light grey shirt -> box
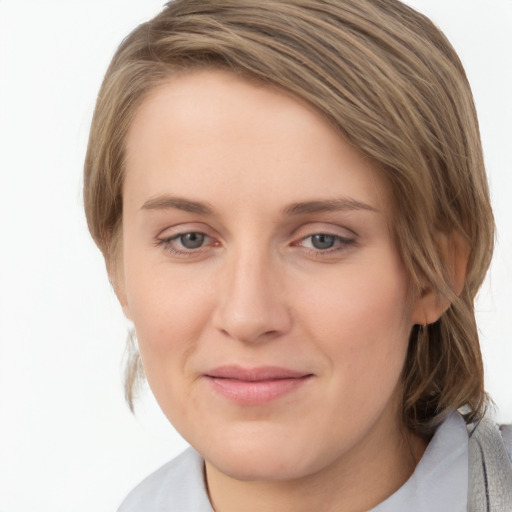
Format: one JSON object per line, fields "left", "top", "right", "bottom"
{"left": 118, "top": 411, "right": 468, "bottom": 512}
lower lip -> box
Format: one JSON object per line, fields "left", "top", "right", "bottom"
{"left": 206, "top": 376, "right": 312, "bottom": 405}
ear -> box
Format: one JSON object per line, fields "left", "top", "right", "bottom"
{"left": 411, "top": 231, "right": 469, "bottom": 325}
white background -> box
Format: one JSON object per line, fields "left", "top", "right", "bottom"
{"left": 0, "top": 1, "right": 511, "bottom": 511}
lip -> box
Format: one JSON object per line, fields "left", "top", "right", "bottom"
{"left": 204, "top": 365, "right": 313, "bottom": 405}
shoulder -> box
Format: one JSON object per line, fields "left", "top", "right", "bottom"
{"left": 468, "top": 416, "right": 512, "bottom": 467}
{"left": 117, "top": 447, "right": 213, "bottom": 512}
{"left": 499, "top": 424, "right": 512, "bottom": 464}
{"left": 467, "top": 417, "right": 512, "bottom": 512}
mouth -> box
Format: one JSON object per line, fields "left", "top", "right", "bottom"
{"left": 204, "top": 365, "right": 314, "bottom": 405}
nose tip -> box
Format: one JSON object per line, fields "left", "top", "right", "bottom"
{"left": 217, "top": 312, "right": 283, "bottom": 344}
{"left": 212, "top": 257, "right": 292, "bottom": 344}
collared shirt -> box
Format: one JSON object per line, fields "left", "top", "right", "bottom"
{"left": 371, "top": 411, "right": 468, "bottom": 512}
{"left": 118, "top": 411, "right": 468, "bottom": 512}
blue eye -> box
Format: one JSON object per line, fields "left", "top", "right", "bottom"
{"left": 157, "top": 231, "right": 212, "bottom": 255}
{"left": 297, "top": 232, "right": 356, "bottom": 255}
{"left": 176, "top": 232, "right": 205, "bottom": 249}
{"left": 310, "top": 234, "right": 336, "bottom": 250}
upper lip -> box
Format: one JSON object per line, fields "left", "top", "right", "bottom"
{"left": 205, "top": 365, "right": 312, "bottom": 381}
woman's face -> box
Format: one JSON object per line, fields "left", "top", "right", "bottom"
{"left": 121, "top": 70, "right": 424, "bottom": 481}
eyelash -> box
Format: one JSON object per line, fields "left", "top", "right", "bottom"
{"left": 156, "top": 231, "right": 356, "bottom": 257}
{"left": 156, "top": 232, "right": 216, "bottom": 256}
{"left": 294, "top": 234, "right": 356, "bottom": 257}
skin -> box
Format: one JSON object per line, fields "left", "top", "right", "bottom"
{"left": 119, "top": 70, "right": 434, "bottom": 512}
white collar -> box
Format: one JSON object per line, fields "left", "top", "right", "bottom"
{"left": 371, "top": 411, "right": 468, "bottom": 512}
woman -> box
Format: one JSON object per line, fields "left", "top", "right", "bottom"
{"left": 83, "top": 0, "right": 512, "bottom": 510}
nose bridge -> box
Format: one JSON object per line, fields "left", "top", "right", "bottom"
{"left": 213, "top": 242, "right": 290, "bottom": 343}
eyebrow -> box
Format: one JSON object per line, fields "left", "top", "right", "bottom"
{"left": 140, "top": 195, "right": 378, "bottom": 216}
{"left": 141, "top": 195, "right": 214, "bottom": 215}
{"left": 282, "top": 198, "right": 378, "bottom": 216}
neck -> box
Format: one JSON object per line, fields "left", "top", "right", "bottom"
{"left": 205, "top": 420, "right": 427, "bottom": 512}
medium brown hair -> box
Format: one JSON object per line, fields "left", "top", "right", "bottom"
{"left": 84, "top": 0, "right": 494, "bottom": 434}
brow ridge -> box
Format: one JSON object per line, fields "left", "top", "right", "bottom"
{"left": 283, "top": 198, "right": 378, "bottom": 216}
{"left": 140, "top": 195, "right": 377, "bottom": 216}
{"left": 141, "top": 195, "right": 214, "bottom": 215}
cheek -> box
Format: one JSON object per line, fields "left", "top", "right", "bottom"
{"left": 125, "top": 275, "right": 215, "bottom": 427}
{"left": 300, "top": 257, "right": 411, "bottom": 401}
{"left": 122, "top": 252, "right": 215, "bottom": 390}
{"left": 304, "top": 258, "right": 410, "bottom": 334}
{"left": 129, "top": 284, "right": 212, "bottom": 345}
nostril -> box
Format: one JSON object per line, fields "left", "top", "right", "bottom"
{"left": 217, "top": 324, "right": 281, "bottom": 344}
{"left": 211, "top": 265, "right": 293, "bottom": 343}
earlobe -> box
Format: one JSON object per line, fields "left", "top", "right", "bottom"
{"left": 439, "top": 231, "right": 469, "bottom": 297}
{"left": 411, "top": 287, "right": 447, "bottom": 327}
{"left": 411, "top": 231, "right": 469, "bottom": 326}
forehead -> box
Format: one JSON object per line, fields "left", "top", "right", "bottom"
{"left": 123, "top": 69, "right": 392, "bottom": 217}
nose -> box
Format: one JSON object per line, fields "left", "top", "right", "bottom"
{"left": 211, "top": 250, "right": 292, "bottom": 344}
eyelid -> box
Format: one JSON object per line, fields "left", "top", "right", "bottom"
{"left": 289, "top": 223, "right": 359, "bottom": 256}
{"left": 155, "top": 221, "right": 214, "bottom": 239}
{"left": 291, "top": 234, "right": 357, "bottom": 260}
{"left": 291, "top": 222, "right": 358, "bottom": 240}
{"left": 154, "top": 222, "right": 358, "bottom": 257}
{"left": 294, "top": 233, "right": 355, "bottom": 247}
{"left": 156, "top": 233, "right": 218, "bottom": 258}
{"left": 154, "top": 222, "right": 221, "bottom": 258}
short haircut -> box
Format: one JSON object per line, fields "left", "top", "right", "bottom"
{"left": 84, "top": 0, "right": 494, "bottom": 434}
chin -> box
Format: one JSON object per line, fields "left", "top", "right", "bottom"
{"left": 199, "top": 428, "right": 332, "bottom": 482}
{"left": 210, "top": 451, "right": 312, "bottom": 482}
